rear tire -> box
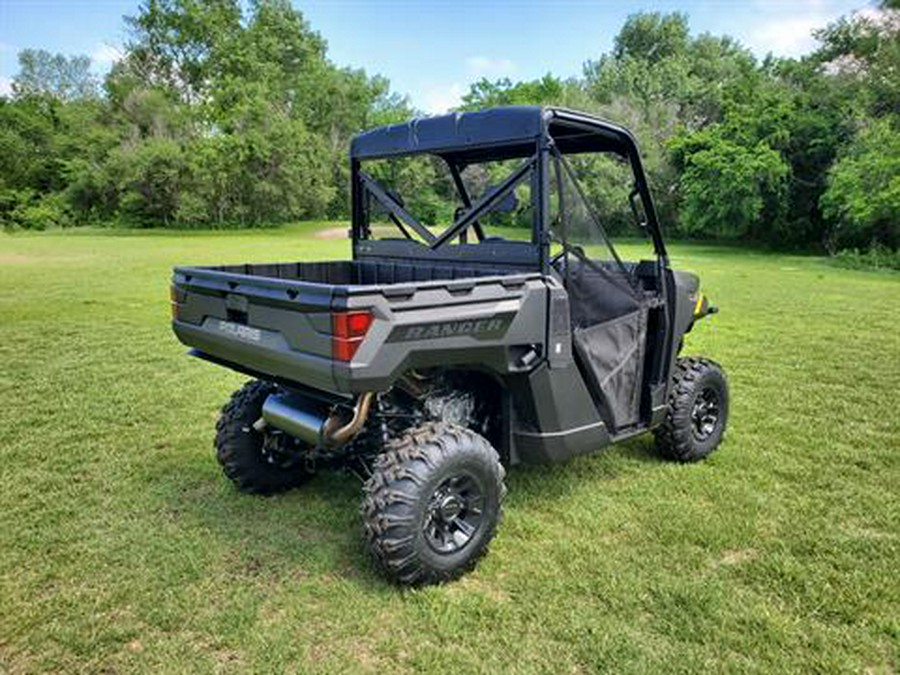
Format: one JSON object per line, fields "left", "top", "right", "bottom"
{"left": 215, "top": 380, "right": 313, "bottom": 494}
{"left": 654, "top": 357, "right": 729, "bottom": 462}
{"left": 361, "top": 423, "right": 506, "bottom": 586}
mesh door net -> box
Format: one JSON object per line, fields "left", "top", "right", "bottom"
{"left": 551, "top": 150, "right": 647, "bottom": 430}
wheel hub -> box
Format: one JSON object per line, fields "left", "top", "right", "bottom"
{"left": 260, "top": 431, "right": 304, "bottom": 469}
{"left": 423, "top": 473, "right": 484, "bottom": 554}
{"left": 438, "top": 494, "right": 463, "bottom": 522}
{"left": 691, "top": 386, "right": 720, "bottom": 441}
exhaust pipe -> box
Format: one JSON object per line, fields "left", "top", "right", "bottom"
{"left": 260, "top": 391, "right": 374, "bottom": 448}
{"left": 261, "top": 393, "right": 329, "bottom": 446}
{"left": 322, "top": 392, "right": 374, "bottom": 446}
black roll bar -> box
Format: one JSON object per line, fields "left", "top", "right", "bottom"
{"left": 430, "top": 154, "right": 536, "bottom": 249}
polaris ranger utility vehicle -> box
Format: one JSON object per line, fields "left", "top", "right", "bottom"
{"left": 171, "top": 106, "right": 728, "bottom": 585}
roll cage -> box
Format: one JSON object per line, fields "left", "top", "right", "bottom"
{"left": 349, "top": 106, "right": 668, "bottom": 273}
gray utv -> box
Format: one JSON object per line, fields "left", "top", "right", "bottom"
{"left": 171, "top": 106, "right": 728, "bottom": 585}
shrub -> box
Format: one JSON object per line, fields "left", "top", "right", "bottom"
{"left": 1, "top": 190, "right": 71, "bottom": 230}
{"left": 821, "top": 118, "right": 900, "bottom": 251}
{"left": 833, "top": 244, "right": 900, "bottom": 271}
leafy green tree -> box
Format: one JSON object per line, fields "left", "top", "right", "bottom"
{"left": 0, "top": 89, "right": 112, "bottom": 227}
{"left": 670, "top": 129, "right": 789, "bottom": 240}
{"left": 12, "top": 49, "right": 99, "bottom": 101}
{"left": 59, "top": 100, "right": 122, "bottom": 221}
{"left": 584, "top": 12, "right": 759, "bottom": 127}
{"left": 0, "top": 0, "right": 895, "bottom": 254}
{"left": 459, "top": 75, "right": 565, "bottom": 109}
{"left": 813, "top": 3, "right": 900, "bottom": 117}
{"left": 123, "top": 0, "right": 242, "bottom": 105}
{"left": 758, "top": 59, "right": 854, "bottom": 246}
{"left": 113, "top": 138, "right": 186, "bottom": 226}
{"left": 613, "top": 12, "right": 690, "bottom": 63}
{"left": 809, "top": 2, "right": 899, "bottom": 249}
{"left": 581, "top": 13, "right": 765, "bottom": 237}
{"left": 105, "top": 0, "right": 407, "bottom": 224}
{"left": 0, "top": 97, "right": 60, "bottom": 193}
{"left": 821, "top": 117, "right": 900, "bottom": 250}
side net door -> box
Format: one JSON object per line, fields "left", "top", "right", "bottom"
{"left": 550, "top": 149, "right": 650, "bottom": 432}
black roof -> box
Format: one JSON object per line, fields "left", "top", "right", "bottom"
{"left": 350, "top": 106, "right": 638, "bottom": 163}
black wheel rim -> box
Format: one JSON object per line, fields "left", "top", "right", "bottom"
{"left": 691, "top": 386, "right": 720, "bottom": 442}
{"left": 423, "top": 472, "right": 484, "bottom": 554}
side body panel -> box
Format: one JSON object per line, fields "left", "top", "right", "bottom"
{"left": 333, "top": 275, "right": 549, "bottom": 392}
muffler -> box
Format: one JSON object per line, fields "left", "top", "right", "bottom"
{"left": 260, "top": 391, "right": 374, "bottom": 448}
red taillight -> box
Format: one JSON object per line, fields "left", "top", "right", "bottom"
{"left": 170, "top": 284, "right": 183, "bottom": 320}
{"left": 346, "top": 311, "right": 374, "bottom": 336}
{"left": 332, "top": 310, "right": 373, "bottom": 361}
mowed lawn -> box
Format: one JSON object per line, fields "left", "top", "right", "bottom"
{"left": 1, "top": 224, "right": 898, "bottom": 674}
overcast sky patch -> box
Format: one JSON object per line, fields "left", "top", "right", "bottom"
{"left": 91, "top": 43, "right": 122, "bottom": 69}
{"left": 422, "top": 82, "right": 465, "bottom": 115}
{"left": 465, "top": 56, "right": 517, "bottom": 79}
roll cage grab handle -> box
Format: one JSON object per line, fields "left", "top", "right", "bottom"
{"left": 354, "top": 137, "right": 668, "bottom": 265}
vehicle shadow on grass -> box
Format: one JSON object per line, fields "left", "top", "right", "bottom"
{"left": 155, "top": 459, "right": 391, "bottom": 589}
{"left": 156, "top": 432, "right": 663, "bottom": 590}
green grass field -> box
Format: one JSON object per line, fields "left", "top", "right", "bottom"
{"left": 1, "top": 224, "right": 898, "bottom": 673}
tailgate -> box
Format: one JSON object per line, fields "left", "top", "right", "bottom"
{"left": 170, "top": 266, "right": 338, "bottom": 391}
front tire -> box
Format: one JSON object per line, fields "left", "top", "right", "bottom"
{"left": 654, "top": 357, "right": 729, "bottom": 462}
{"left": 215, "top": 380, "right": 313, "bottom": 494}
{"left": 361, "top": 423, "right": 506, "bottom": 586}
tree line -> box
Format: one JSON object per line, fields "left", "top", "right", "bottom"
{"left": 1, "top": 0, "right": 897, "bottom": 256}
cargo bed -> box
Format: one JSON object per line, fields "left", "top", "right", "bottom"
{"left": 198, "top": 259, "right": 521, "bottom": 285}
{"left": 171, "top": 259, "right": 548, "bottom": 395}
